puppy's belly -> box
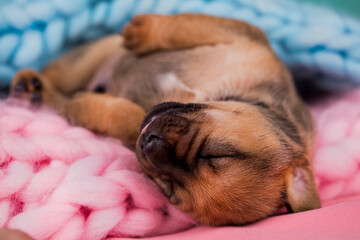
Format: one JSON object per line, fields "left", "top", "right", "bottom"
{"left": 88, "top": 46, "right": 206, "bottom": 110}
{"left": 88, "top": 40, "right": 281, "bottom": 112}
{"left": 87, "top": 49, "right": 127, "bottom": 92}
{"left": 93, "top": 44, "right": 229, "bottom": 108}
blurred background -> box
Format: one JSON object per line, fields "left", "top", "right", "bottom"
{"left": 297, "top": 0, "right": 360, "bottom": 18}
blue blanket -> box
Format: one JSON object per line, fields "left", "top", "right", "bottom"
{"left": 1, "top": 0, "right": 360, "bottom": 91}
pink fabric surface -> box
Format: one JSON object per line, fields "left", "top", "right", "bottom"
{"left": 0, "top": 100, "right": 194, "bottom": 240}
{"left": 115, "top": 195, "right": 360, "bottom": 240}
{"left": 2, "top": 89, "right": 360, "bottom": 240}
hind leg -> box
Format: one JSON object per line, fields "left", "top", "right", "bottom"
{"left": 9, "top": 35, "right": 144, "bottom": 146}
{"left": 10, "top": 70, "right": 145, "bottom": 147}
{"left": 42, "top": 35, "right": 123, "bottom": 96}
{"left": 10, "top": 68, "right": 67, "bottom": 110}
{"left": 122, "top": 13, "right": 268, "bottom": 55}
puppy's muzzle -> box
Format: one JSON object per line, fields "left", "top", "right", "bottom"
{"left": 137, "top": 102, "right": 206, "bottom": 175}
{"left": 139, "top": 113, "right": 192, "bottom": 172}
{"left": 140, "top": 131, "right": 169, "bottom": 166}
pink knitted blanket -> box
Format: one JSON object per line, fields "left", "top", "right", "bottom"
{"left": 311, "top": 90, "right": 360, "bottom": 201}
{"left": 0, "top": 101, "right": 194, "bottom": 239}
{"left": 1, "top": 89, "right": 360, "bottom": 240}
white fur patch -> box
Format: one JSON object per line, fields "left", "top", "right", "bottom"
{"left": 158, "top": 73, "right": 193, "bottom": 93}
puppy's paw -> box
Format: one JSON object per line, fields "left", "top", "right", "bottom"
{"left": 10, "top": 69, "right": 47, "bottom": 106}
{"left": 10, "top": 69, "right": 66, "bottom": 110}
{"left": 122, "top": 14, "right": 161, "bottom": 55}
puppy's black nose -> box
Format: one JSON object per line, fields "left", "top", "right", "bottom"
{"left": 141, "top": 133, "right": 162, "bottom": 155}
{"left": 138, "top": 114, "right": 196, "bottom": 172}
{"left": 139, "top": 131, "right": 173, "bottom": 168}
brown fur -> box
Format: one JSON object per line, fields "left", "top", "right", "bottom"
{"left": 10, "top": 13, "right": 320, "bottom": 226}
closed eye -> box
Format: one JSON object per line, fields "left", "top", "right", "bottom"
{"left": 198, "top": 155, "right": 232, "bottom": 173}
{"left": 195, "top": 139, "right": 251, "bottom": 172}
{"left": 200, "top": 154, "right": 240, "bottom": 160}
{"left": 199, "top": 147, "right": 251, "bottom": 161}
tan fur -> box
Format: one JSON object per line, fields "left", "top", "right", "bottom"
{"left": 10, "top": 13, "right": 320, "bottom": 226}
{"left": 42, "top": 36, "right": 123, "bottom": 95}
{"left": 64, "top": 93, "right": 145, "bottom": 148}
{"left": 0, "top": 228, "right": 34, "bottom": 240}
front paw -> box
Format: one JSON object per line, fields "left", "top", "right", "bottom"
{"left": 10, "top": 69, "right": 66, "bottom": 110}
{"left": 122, "top": 14, "right": 161, "bottom": 55}
{"left": 10, "top": 69, "right": 47, "bottom": 106}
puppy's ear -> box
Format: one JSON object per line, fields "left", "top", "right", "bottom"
{"left": 285, "top": 163, "right": 321, "bottom": 213}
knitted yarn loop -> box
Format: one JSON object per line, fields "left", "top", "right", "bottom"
{"left": 0, "top": 101, "right": 194, "bottom": 240}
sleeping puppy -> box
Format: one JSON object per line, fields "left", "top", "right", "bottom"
{"left": 10, "top": 13, "right": 320, "bottom": 226}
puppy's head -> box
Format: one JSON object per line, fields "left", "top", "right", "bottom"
{"left": 136, "top": 101, "right": 320, "bottom": 226}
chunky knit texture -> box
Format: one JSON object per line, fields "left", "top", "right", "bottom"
{"left": 0, "top": 100, "right": 194, "bottom": 240}
{"left": 312, "top": 90, "right": 360, "bottom": 201}
{"left": 0, "top": 0, "right": 360, "bottom": 90}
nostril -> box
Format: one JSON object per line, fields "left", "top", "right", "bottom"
{"left": 145, "top": 133, "right": 160, "bottom": 144}
{"left": 141, "top": 133, "right": 163, "bottom": 155}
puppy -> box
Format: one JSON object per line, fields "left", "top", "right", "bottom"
{"left": 10, "top": 14, "right": 320, "bottom": 226}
